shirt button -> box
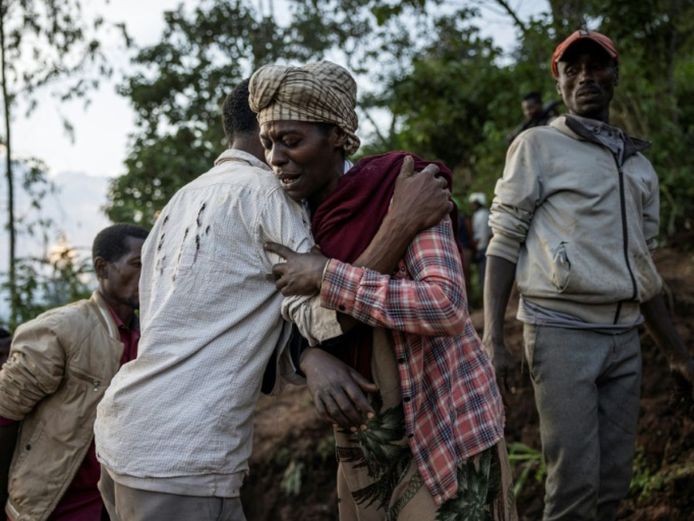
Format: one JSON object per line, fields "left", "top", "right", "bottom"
{"left": 398, "top": 358, "right": 406, "bottom": 364}
{"left": 338, "top": 304, "right": 346, "bottom": 311}
{"left": 403, "top": 396, "right": 411, "bottom": 403}
{"left": 407, "top": 432, "right": 414, "bottom": 439}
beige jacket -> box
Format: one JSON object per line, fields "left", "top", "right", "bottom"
{"left": 488, "top": 116, "right": 662, "bottom": 325}
{"left": 0, "top": 292, "right": 123, "bottom": 521}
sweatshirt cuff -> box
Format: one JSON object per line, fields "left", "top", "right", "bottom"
{"left": 486, "top": 234, "right": 522, "bottom": 263}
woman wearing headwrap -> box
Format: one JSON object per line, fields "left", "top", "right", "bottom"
{"left": 251, "top": 61, "right": 516, "bottom": 521}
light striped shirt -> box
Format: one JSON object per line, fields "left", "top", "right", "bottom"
{"left": 94, "top": 149, "right": 317, "bottom": 497}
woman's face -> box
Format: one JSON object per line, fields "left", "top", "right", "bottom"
{"left": 259, "top": 120, "right": 345, "bottom": 209}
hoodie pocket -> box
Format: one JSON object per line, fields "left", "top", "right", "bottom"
{"left": 550, "top": 242, "right": 571, "bottom": 292}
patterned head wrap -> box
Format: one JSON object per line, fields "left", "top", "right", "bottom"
{"left": 248, "top": 61, "right": 361, "bottom": 155}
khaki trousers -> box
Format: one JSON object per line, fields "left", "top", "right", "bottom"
{"left": 98, "top": 467, "right": 247, "bottom": 521}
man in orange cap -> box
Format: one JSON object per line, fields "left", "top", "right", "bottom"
{"left": 484, "top": 29, "right": 693, "bottom": 520}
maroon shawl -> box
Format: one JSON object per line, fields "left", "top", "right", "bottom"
{"left": 312, "top": 151, "right": 455, "bottom": 377}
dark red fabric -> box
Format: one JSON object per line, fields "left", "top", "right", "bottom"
{"left": 312, "top": 151, "right": 454, "bottom": 377}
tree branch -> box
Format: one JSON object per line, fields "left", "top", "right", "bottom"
{"left": 493, "top": 0, "right": 528, "bottom": 35}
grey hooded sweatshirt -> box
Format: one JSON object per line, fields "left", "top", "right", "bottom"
{"left": 488, "top": 115, "right": 662, "bottom": 326}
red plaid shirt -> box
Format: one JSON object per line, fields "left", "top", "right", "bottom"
{"left": 320, "top": 218, "right": 505, "bottom": 504}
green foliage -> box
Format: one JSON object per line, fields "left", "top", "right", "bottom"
{"left": 107, "top": 0, "right": 694, "bottom": 240}
{"left": 507, "top": 442, "right": 546, "bottom": 499}
{"left": 350, "top": 397, "right": 410, "bottom": 510}
{"left": 316, "top": 432, "right": 336, "bottom": 462}
{"left": 435, "top": 448, "right": 499, "bottom": 521}
{"left": 105, "top": 0, "right": 346, "bottom": 225}
{"left": 629, "top": 447, "right": 665, "bottom": 501}
{"left": 628, "top": 446, "right": 694, "bottom": 503}
{"left": 280, "top": 459, "right": 305, "bottom": 496}
{"left": 0, "top": 0, "right": 111, "bottom": 111}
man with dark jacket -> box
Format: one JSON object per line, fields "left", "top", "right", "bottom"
{"left": 484, "top": 30, "right": 693, "bottom": 521}
{"left": 506, "top": 91, "right": 560, "bottom": 144}
{"left": 0, "top": 224, "right": 148, "bottom": 521}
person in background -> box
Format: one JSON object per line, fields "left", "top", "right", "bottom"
{"left": 469, "top": 192, "right": 492, "bottom": 290}
{"left": 0, "top": 223, "right": 148, "bottom": 521}
{"left": 485, "top": 30, "right": 694, "bottom": 521}
{"left": 507, "top": 91, "right": 560, "bottom": 144}
{"left": 457, "top": 210, "right": 474, "bottom": 296}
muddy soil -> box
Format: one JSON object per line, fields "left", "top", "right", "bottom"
{"left": 241, "top": 248, "right": 694, "bottom": 520}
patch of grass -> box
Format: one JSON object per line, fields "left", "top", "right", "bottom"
{"left": 281, "top": 460, "right": 305, "bottom": 496}
{"left": 273, "top": 446, "right": 291, "bottom": 467}
{"left": 507, "top": 442, "right": 546, "bottom": 498}
{"left": 629, "top": 448, "right": 665, "bottom": 501}
{"left": 628, "top": 447, "right": 694, "bottom": 503}
{"left": 316, "top": 432, "right": 335, "bottom": 463}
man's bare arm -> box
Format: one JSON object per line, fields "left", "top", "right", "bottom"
{"left": 641, "top": 293, "right": 693, "bottom": 391}
{"left": 482, "top": 255, "right": 516, "bottom": 390}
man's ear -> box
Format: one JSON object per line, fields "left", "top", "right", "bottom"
{"left": 94, "top": 257, "right": 108, "bottom": 280}
{"left": 555, "top": 80, "right": 562, "bottom": 96}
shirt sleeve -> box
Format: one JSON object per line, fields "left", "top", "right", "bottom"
{"left": 281, "top": 295, "right": 344, "bottom": 346}
{"left": 0, "top": 319, "right": 66, "bottom": 421}
{"left": 319, "top": 218, "right": 467, "bottom": 337}
{"left": 487, "top": 132, "right": 544, "bottom": 263}
{"left": 257, "top": 187, "right": 314, "bottom": 269}
{"left": 256, "top": 187, "right": 344, "bottom": 348}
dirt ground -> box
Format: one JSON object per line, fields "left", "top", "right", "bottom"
{"left": 241, "top": 248, "right": 694, "bottom": 520}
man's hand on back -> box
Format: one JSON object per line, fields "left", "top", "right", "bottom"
{"left": 389, "top": 155, "right": 453, "bottom": 235}
{"left": 265, "top": 243, "right": 328, "bottom": 296}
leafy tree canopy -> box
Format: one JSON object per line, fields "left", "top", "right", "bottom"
{"left": 106, "top": 0, "right": 694, "bottom": 239}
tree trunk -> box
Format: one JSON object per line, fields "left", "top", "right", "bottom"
{"left": 0, "top": 1, "right": 16, "bottom": 328}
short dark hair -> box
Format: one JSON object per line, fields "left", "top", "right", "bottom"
{"left": 222, "top": 78, "right": 258, "bottom": 141}
{"left": 92, "top": 224, "right": 149, "bottom": 264}
{"left": 523, "top": 91, "right": 542, "bottom": 103}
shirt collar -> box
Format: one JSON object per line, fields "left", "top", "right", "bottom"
{"left": 107, "top": 306, "right": 139, "bottom": 332}
{"left": 558, "top": 114, "right": 650, "bottom": 164}
{"left": 214, "top": 148, "right": 271, "bottom": 171}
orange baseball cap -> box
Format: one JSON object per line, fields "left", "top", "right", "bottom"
{"left": 551, "top": 30, "right": 618, "bottom": 78}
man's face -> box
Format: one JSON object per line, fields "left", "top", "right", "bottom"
{"left": 556, "top": 40, "right": 617, "bottom": 120}
{"left": 259, "top": 120, "right": 345, "bottom": 208}
{"left": 522, "top": 99, "right": 542, "bottom": 121}
{"left": 96, "top": 236, "right": 145, "bottom": 310}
